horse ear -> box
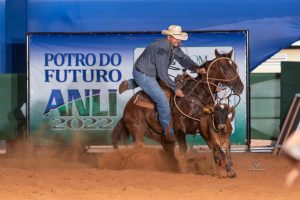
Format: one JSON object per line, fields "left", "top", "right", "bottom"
{"left": 215, "top": 49, "right": 221, "bottom": 57}
{"left": 228, "top": 49, "right": 233, "bottom": 58}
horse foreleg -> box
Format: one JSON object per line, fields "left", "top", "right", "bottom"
{"left": 223, "top": 143, "right": 236, "bottom": 178}
{"left": 214, "top": 142, "right": 236, "bottom": 178}
{"left": 213, "top": 148, "right": 222, "bottom": 166}
{"left": 205, "top": 139, "right": 222, "bottom": 166}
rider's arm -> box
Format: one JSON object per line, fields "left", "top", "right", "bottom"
{"left": 155, "top": 48, "right": 177, "bottom": 92}
{"left": 173, "top": 47, "right": 202, "bottom": 72}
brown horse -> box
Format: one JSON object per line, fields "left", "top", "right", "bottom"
{"left": 112, "top": 49, "right": 244, "bottom": 177}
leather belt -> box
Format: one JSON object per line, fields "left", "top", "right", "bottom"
{"left": 134, "top": 67, "right": 148, "bottom": 76}
{"left": 135, "top": 67, "right": 143, "bottom": 73}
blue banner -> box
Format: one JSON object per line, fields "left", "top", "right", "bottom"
{"left": 28, "top": 31, "right": 248, "bottom": 145}
{"left": 26, "top": 0, "right": 300, "bottom": 71}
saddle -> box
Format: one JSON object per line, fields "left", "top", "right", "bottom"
{"left": 174, "top": 73, "right": 193, "bottom": 89}
{"left": 133, "top": 81, "right": 173, "bottom": 109}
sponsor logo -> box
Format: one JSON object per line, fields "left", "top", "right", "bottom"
{"left": 44, "top": 89, "right": 117, "bottom": 130}
{"left": 41, "top": 52, "right": 121, "bottom": 130}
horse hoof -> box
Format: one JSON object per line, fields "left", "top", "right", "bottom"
{"left": 134, "top": 143, "right": 144, "bottom": 149}
{"left": 214, "top": 158, "right": 222, "bottom": 166}
{"left": 228, "top": 171, "right": 237, "bottom": 178}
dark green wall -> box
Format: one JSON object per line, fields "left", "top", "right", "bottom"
{"left": 281, "top": 62, "right": 300, "bottom": 127}
{"left": 0, "top": 74, "right": 26, "bottom": 140}
{"left": 250, "top": 73, "right": 281, "bottom": 140}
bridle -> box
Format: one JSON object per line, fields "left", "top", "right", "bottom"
{"left": 205, "top": 57, "right": 239, "bottom": 101}
{"left": 174, "top": 57, "right": 240, "bottom": 121}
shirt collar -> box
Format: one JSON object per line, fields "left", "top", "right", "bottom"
{"left": 161, "top": 39, "right": 172, "bottom": 51}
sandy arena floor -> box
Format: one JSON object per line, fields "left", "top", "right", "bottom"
{"left": 0, "top": 145, "right": 299, "bottom": 200}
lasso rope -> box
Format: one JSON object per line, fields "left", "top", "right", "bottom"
{"left": 173, "top": 95, "right": 201, "bottom": 121}
{"left": 173, "top": 57, "right": 239, "bottom": 121}
{"left": 205, "top": 57, "right": 239, "bottom": 101}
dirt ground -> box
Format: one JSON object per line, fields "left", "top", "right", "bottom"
{"left": 0, "top": 145, "right": 299, "bottom": 200}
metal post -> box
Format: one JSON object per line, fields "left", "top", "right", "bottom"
{"left": 0, "top": 140, "right": 6, "bottom": 154}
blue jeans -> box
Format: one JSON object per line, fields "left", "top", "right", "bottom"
{"left": 133, "top": 69, "right": 172, "bottom": 134}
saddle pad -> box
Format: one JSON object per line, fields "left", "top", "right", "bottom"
{"left": 134, "top": 90, "right": 172, "bottom": 109}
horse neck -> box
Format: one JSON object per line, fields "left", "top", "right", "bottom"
{"left": 183, "top": 78, "right": 216, "bottom": 106}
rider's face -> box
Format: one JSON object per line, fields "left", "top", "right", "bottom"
{"left": 167, "top": 36, "right": 182, "bottom": 48}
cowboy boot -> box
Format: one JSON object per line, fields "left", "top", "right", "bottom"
{"left": 119, "top": 80, "right": 129, "bottom": 94}
{"left": 164, "top": 126, "right": 177, "bottom": 143}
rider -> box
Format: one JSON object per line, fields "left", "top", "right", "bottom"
{"left": 119, "top": 25, "right": 206, "bottom": 143}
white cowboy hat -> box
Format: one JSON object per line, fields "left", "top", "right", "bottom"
{"left": 161, "top": 25, "right": 188, "bottom": 41}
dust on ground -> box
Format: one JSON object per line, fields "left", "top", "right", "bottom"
{"left": 0, "top": 144, "right": 299, "bottom": 200}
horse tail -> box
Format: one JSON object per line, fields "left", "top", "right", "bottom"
{"left": 111, "top": 118, "right": 129, "bottom": 149}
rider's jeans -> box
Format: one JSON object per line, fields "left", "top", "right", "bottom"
{"left": 133, "top": 68, "right": 172, "bottom": 134}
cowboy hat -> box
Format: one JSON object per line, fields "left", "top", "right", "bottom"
{"left": 161, "top": 25, "right": 188, "bottom": 41}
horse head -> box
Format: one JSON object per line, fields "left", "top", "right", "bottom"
{"left": 204, "top": 49, "right": 244, "bottom": 95}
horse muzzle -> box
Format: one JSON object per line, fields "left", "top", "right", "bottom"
{"left": 218, "top": 124, "right": 226, "bottom": 132}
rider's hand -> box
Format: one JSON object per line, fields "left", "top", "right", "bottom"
{"left": 197, "top": 67, "right": 206, "bottom": 74}
{"left": 175, "top": 89, "right": 185, "bottom": 97}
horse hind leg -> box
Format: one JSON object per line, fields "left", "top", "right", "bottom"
{"left": 144, "top": 128, "right": 163, "bottom": 144}
{"left": 143, "top": 128, "right": 180, "bottom": 172}
{"left": 111, "top": 118, "right": 129, "bottom": 149}
{"left": 132, "top": 126, "right": 164, "bottom": 148}
{"left": 123, "top": 115, "right": 148, "bottom": 148}
{"left": 132, "top": 130, "right": 145, "bottom": 149}
{"left": 162, "top": 142, "right": 180, "bottom": 172}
